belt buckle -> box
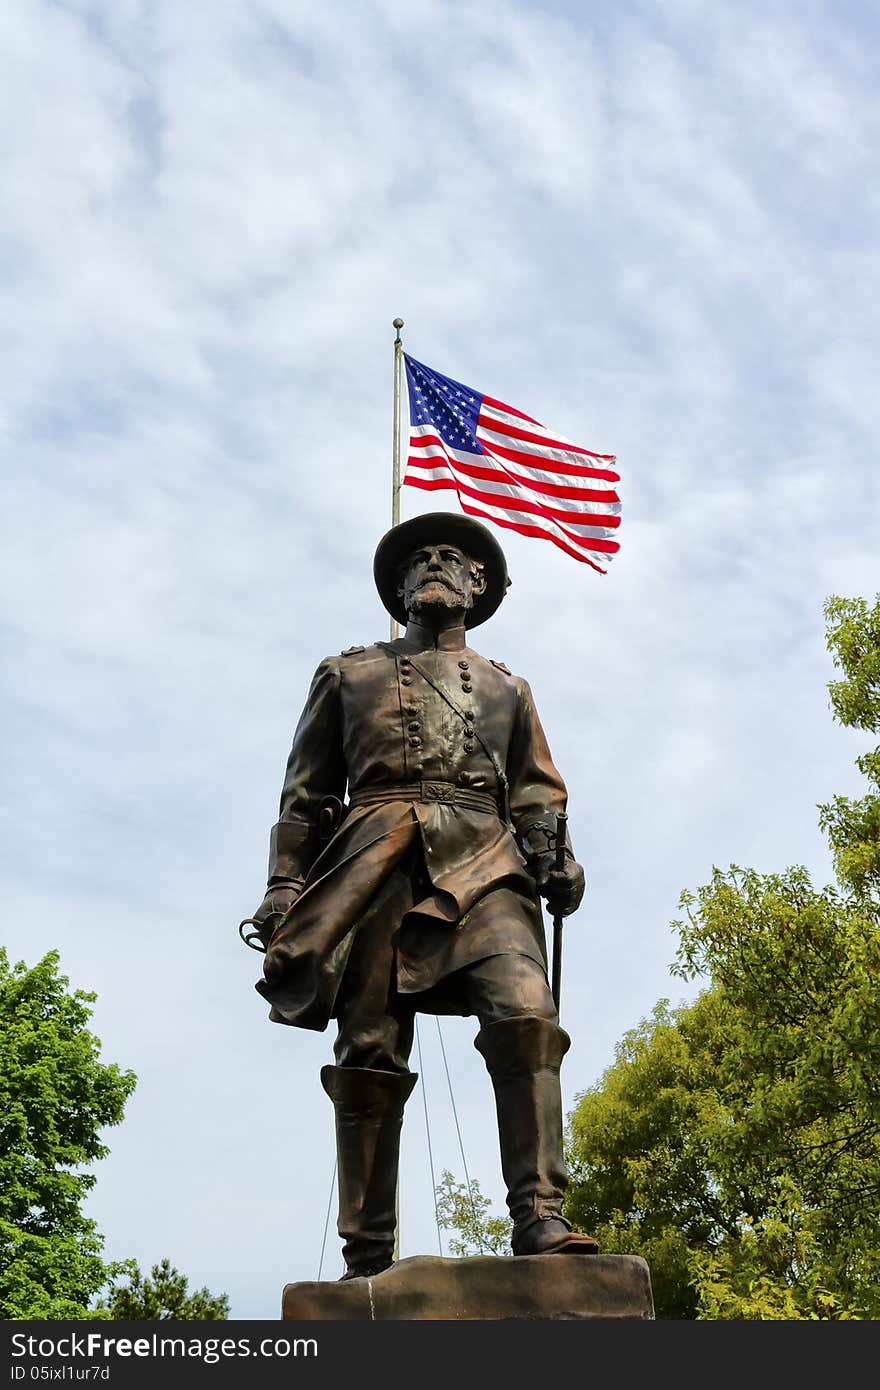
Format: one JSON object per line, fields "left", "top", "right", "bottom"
{"left": 421, "top": 780, "right": 455, "bottom": 804}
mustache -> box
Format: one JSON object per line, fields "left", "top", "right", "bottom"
{"left": 415, "top": 576, "right": 463, "bottom": 594}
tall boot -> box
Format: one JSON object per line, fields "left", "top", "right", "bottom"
{"left": 320, "top": 1065, "right": 417, "bottom": 1280}
{"left": 475, "top": 1016, "right": 599, "bottom": 1256}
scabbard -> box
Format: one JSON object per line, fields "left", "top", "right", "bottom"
{"left": 551, "top": 914, "right": 563, "bottom": 1013}
{"left": 550, "top": 812, "right": 567, "bottom": 1017}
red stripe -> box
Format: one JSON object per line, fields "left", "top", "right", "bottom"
{"left": 403, "top": 476, "right": 620, "bottom": 554}
{"left": 456, "top": 503, "right": 611, "bottom": 573}
{"left": 409, "top": 432, "right": 447, "bottom": 451}
{"left": 406, "top": 462, "right": 620, "bottom": 534}
{"left": 481, "top": 394, "right": 542, "bottom": 426}
{"left": 405, "top": 477, "right": 458, "bottom": 493}
{"left": 407, "top": 464, "right": 620, "bottom": 530}
{"left": 406, "top": 451, "right": 620, "bottom": 505}
{"left": 410, "top": 430, "right": 619, "bottom": 484}
{"left": 409, "top": 425, "right": 618, "bottom": 483}
{"left": 450, "top": 478, "right": 622, "bottom": 544}
{"left": 478, "top": 410, "right": 614, "bottom": 460}
{"left": 405, "top": 458, "right": 462, "bottom": 473}
{"left": 478, "top": 436, "right": 619, "bottom": 483}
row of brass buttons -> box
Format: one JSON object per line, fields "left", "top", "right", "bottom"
{"left": 398, "top": 655, "right": 477, "bottom": 766}
{"left": 458, "top": 662, "right": 474, "bottom": 745}
{"left": 400, "top": 660, "right": 421, "bottom": 749}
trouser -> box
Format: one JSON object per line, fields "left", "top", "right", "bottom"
{"left": 324, "top": 927, "right": 596, "bottom": 1275}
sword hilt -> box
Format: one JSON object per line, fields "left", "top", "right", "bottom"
{"left": 238, "top": 917, "right": 268, "bottom": 953}
{"left": 554, "top": 812, "right": 568, "bottom": 871}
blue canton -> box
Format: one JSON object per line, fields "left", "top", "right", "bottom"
{"left": 404, "top": 354, "right": 484, "bottom": 455}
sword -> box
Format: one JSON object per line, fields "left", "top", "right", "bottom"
{"left": 550, "top": 812, "right": 567, "bottom": 1018}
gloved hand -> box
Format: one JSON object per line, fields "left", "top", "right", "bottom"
{"left": 531, "top": 855, "right": 585, "bottom": 917}
{"left": 249, "top": 881, "right": 301, "bottom": 949}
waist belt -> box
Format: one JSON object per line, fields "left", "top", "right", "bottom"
{"left": 349, "top": 781, "right": 501, "bottom": 815}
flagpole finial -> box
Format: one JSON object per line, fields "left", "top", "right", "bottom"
{"left": 393, "top": 317, "right": 404, "bottom": 344}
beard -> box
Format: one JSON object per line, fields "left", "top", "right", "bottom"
{"left": 407, "top": 578, "right": 468, "bottom": 616}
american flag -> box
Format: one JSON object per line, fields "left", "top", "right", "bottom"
{"left": 402, "top": 354, "right": 620, "bottom": 572}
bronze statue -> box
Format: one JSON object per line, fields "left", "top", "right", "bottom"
{"left": 246, "top": 511, "right": 598, "bottom": 1279}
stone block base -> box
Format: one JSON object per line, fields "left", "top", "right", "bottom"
{"left": 282, "top": 1253, "right": 654, "bottom": 1320}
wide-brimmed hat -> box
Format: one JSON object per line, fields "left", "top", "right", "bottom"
{"left": 373, "top": 511, "right": 510, "bottom": 629}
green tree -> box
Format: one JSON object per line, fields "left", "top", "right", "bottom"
{"left": 0, "top": 949, "right": 137, "bottom": 1319}
{"left": 434, "top": 1170, "right": 512, "bottom": 1257}
{"left": 819, "top": 594, "right": 880, "bottom": 899}
{"left": 97, "top": 1259, "right": 229, "bottom": 1320}
{"left": 565, "top": 595, "right": 880, "bottom": 1319}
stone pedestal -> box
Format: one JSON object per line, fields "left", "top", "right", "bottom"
{"left": 282, "top": 1253, "right": 654, "bottom": 1320}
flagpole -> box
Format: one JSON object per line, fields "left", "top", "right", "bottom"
{"left": 391, "top": 317, "right": 404, "bottom": 641}
{"left": 390, "top": 317, "right": 404, "bottom": 1262}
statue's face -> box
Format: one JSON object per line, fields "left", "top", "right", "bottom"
{"left": 398, "top": 542, "right": 486, "bottom": 623}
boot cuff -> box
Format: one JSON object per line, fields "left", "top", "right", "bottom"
{"left": 474, "top": 1016, "right": 571, "bottom": 1077}
{"left": 320, "top": 1065, "right": 418, "bottom": 1114}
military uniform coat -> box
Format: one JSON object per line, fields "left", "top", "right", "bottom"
{"left": 256, "top": 622, "right": 571, "bottom": 1030}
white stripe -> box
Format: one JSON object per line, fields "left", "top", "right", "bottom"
{"left": 476, "top": 425, "right": 618, "bottom": 475}
{"left": 404, "top": 462, "right": 452, "bottom": 482}
{"left": 407, "top": 440, "right": 621, "bottom": 517}
{"left": 479, "top": 401, "right": 605, "bottom": 455}
{"left": 460, "top": 494, "right": 617, "bottom": 560}
{"left": 478, "top": 401, "right": 545, "bottom": 431}
{"left": 453, "top": 474, "right": 620, "bottom": 534}
{"left": 410, "top": 430, "right": 619, "bottom": 499}
{"left": 480, "top": 451, "right": 620, "bottom": 500}
{"left": 407, "top": 452, "right": 620, "bottom": 544}
{"left": 411, "top": 419, "right": 616, "bottom": 475}
{"left": 478, "top": 400, "right": 586, "bottom": 447}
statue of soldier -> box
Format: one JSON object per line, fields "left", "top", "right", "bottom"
{"left": 246, "top": 511, "right": 598, "bottom": 1279}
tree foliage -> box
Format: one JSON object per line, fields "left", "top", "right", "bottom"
{"left": 434, "top": 1170, "right": 512, "bottom": 1257}
{"left": 0, "top": 949, "right": 137, "bottom": 1319}
{"left": 819, "top": 594, "right": 880, "bottom": 899}
{"left": 1, "top": 950, "right": 229, "bottom": 1321}
{"left": 97, "top": 1259, "right": 229, "bottom": 1320}
{"left": 565, "top": 594, "right": 880, "bottom": 1319}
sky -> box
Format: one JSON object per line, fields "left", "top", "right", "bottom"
{"left": 2, "top": 0, "right": 878, "bottom": 1321}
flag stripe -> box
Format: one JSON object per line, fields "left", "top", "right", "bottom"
{"left": 440, "top": 475, "right": 621, "bottom": 542}
{"left": 404, "top": 476, "right": 614, "bottom": 559}
{"left": 407, "top": 452, "right": 621, "bottom": 506}
{"left": 457, "top": 499, "right": 612, "bottom": 573}
{"left": 477, "top": 409, "right": 601, "bottom": 458}
{"left": 406, "top": 429, "right": 619, "bottom": 542}
{"left": 405, "top": 478, "right": 617, "bottom": 569}
{"left": 406, "top": 474, "right": 620, "bottom": 555}
{"left": 405, "top": 440, "right": 619, "bottom": 557}
{"left": 406, "top": 447, "right": 622, "bottom": 527}
{"left": 480, "top": 402, "right": 615, "bottom": 461}
{"left": 475, "top": 428, "right": 620, "bottom": 481}
{"left": 481, "top": 393, "right": 542, "bottom": 426}
{"left": 412, "top": 427, "right": 619, "bottom": 487}
{"left": 457, "top": 492, "right": 620, "bottom": 555}
{"left": 409, "top": 431, "right": 621, "bottom": 504}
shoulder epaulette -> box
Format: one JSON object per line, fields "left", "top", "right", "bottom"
{"left": 340, "top": 645, "right": 366, "bottom": 657}
{"left": 490, "top": 659, "right": 512, "bottom": 675}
